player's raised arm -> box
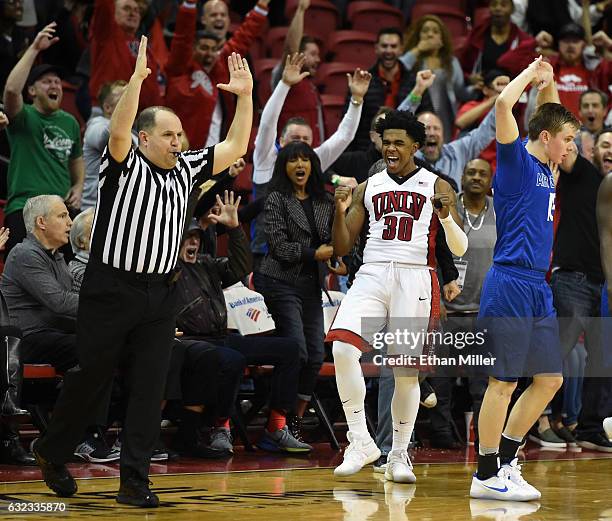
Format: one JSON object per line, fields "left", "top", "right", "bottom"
{"left": 332, "top": 182, "right": 366, "bottom": 256}
{"left": 495, "top": 56, "right": 553, "bottom": 144}
{"left": 109, "top": 35, "right": 150, "bottom": 163}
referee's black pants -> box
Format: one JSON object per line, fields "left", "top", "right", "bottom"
{"left": 36, "top": 261, "right": 178, "bottom": 483}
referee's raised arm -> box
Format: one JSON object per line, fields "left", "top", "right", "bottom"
{"left": 213, "top": 52, "right": 254, "bottom": 175}
{"left": 108, "top": 35, "right": 151, "bottom": 164}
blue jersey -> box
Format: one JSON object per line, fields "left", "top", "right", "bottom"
{"left": 492, "top": 138, "right": 556, "bottom": 272}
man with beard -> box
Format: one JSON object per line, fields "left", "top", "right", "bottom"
{"left": 2, "top": 22, "right": 84, "bottom": 257}
{"left": 166, "top": 0, "right": 270, "bottom": 148}
{"left": 348, "top": 27, "right": 433, "bottom": 151}
{"left": 415, "top": 106, "right": 496, "bottom": 189}
{"left": 576, "top": 90, "right": 608, "bottom": 159}
{"left": 498, "top": 22, "right": 611, "bottom": 118}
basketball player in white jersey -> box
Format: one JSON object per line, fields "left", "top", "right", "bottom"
{"left": 327, "top": 110, "right": 468, "bottom": 482}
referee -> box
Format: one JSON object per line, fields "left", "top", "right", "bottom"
{"left": 33, "top": 36, "right": 254, "bottom": 507}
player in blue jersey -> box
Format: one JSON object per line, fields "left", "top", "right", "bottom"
{"left": 469, "top": 56, "right": 580, "bottom": 502}
{"left": 597, "top": 173, "right": 612, "bottom": 439}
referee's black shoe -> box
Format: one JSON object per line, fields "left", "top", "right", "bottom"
{"left": 32, "top": 440, "right": 77, "bottom": 497}
{"left": 116, "top": 478, "right": 159, "bottom": 508}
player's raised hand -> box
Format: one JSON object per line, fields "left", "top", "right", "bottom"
{"left": 282, "top": 53, "right": 310, "bottom": 86}
{"left": 528, "top": 55, "right": 553, "bottom": 91}
{"left": 134, "top": 35, "right": 151, "bottom": 81}
{"left": 347, "top": 68, "right": 372, "bottom": 102}
{"left": 217, "top": 52, "right": 253, "bottom": 97}
{"left": 431, "top": 193, "right": 454, "bottom": 219}
{"left": 334, "top": 186, "right": 353, "bottom": 213}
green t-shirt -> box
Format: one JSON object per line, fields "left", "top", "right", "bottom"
{"left": 6, "top": 104, "right": 82, "bottom": 215}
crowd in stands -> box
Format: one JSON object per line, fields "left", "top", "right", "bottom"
{"left": 0, "top": 0, "right": 611, "bottom": 467}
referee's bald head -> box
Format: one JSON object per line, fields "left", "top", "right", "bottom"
{"left": 136, "top": 106, "right": 178, "bottom": 133}
{"left": 136, "top": 106, "right": 184, "bottom": 169}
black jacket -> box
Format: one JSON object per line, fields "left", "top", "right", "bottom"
{"left": 258, "top": 191, "right": 334, "bottom": 283}
{"left": 175, "top": 226, "right": 252, "bottom": 338}
{"left": 346, "top": 60, "right": 433, "bottom": 152}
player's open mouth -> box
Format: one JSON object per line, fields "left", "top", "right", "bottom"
{"left": 602, "top": 153, "right": 612, "bottom": 170}
{"left": 587, "top": 116, "right": 595, "bottom": 123}
{"left": 386, "top": 156, "right": 399, "bottom": 167}
{"left": 294, "top": 170, "right": 306, "bottom": 180}
{"left": 48, "top": 92, "right": 59, "bottom": 101}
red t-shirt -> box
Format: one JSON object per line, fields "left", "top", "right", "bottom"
{"left": 378, "top": 65, "right": 401, "bottom": 108}
{"left": 556, "top": 64, "right": 589, "bottom": 117}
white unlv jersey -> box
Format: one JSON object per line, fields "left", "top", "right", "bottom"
{"left": 362, "top": 168, "right": 438, "bottom": 266}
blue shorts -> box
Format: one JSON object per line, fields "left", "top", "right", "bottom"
{"left": 477, "top": 263, "right": 563, "bottom": 381}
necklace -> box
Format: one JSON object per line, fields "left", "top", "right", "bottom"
{"left": 460, "top": 195, "right": 487, "bottom": 232}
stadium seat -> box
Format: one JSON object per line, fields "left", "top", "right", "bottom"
{"left": 320, "top": 94, "right": 346, "bottom": 134}
{"left": 409, "top": 4, "right": 469, "bottom": 37}
{"left": 326, "top": 30, "right": 377, "bottom": 67}
{"left": 253, "top": 58, "right": 278, "bottom": 106}
{"left": 453, "top": 35, "right": 468, "bottom": 55}
{"left": 284, "top": 0, "right": 340, "bottom": 41}
{"left": 347, "top": 2, "right": 405, "bottom": 32}
{"left": 316, "top": 62, "right": 357, "bottom": 97}
{"left": 265, "top": 26, "right": 289, "bottom": 58}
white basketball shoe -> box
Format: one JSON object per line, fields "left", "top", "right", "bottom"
{"left": 501, "top": 458, "right": 541, "bottom": 500}
{"left": 470, "top": 467, "right": 534, "bottom": 502}
{"left": 604, "top": 418, "right": 612, "bottom": 441}
{"left": 384, "top": 449, "right": 416, "bottom": 483}
{"left": 334, "top": 432, "right": 381, "bottom": 477}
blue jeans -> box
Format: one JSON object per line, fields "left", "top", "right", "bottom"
{"left": 376, "top": 364, "right": 394, "bottom": 455}
{"left": 551, "top": 270, "right": 610, "bottom": 436}
{"left": 551, "top": 270, "right": 602, "bottom": 362}
{"left": 254, "top": 272, "right": 325, "bottom": 401}
{"left": 562, "top": 342, "right": 586, "bottom": 426}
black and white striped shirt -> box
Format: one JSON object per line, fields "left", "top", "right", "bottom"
{"left": 90, "top": 146, "right": 215, "bottom": 274}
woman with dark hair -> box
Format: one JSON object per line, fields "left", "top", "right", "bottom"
{"left": 253, "top": 141, "right": 335, "bottom": 443}
{"left": 401, "top": 15, "right": 475, "bottom": 142}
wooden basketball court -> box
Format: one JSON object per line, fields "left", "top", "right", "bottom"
{"left": 1, "top": 444, "right": 611, "bottom": 520}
